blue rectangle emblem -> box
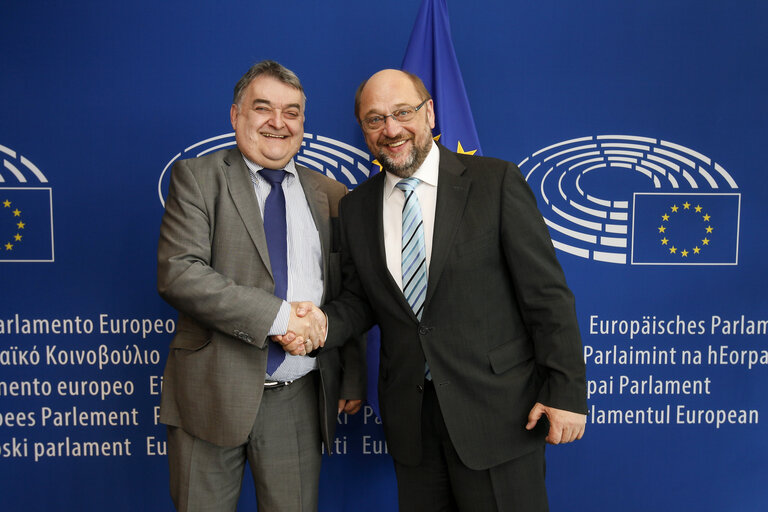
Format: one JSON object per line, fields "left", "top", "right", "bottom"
{"left": 0, "top": 187, "right": 54, "bottom": 262}
{"left": 631, "top": 193, "right": 740, "bottom": 265}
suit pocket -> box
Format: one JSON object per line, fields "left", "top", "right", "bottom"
{"left": 487, "top": 338, "right": 533, "bottom": 374}
{"left": 170, "top": 322, "right": 212, "bottom": 351}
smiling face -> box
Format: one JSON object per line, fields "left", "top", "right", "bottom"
{"left": 230, "top": 75, "right": 305, "bottom": 169}
{"left": 358, "top": 70, "right": 435, "bottom": 179}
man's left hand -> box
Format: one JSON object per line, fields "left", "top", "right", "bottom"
{"left": 338, "top": 399, "right": 362, "bottom": 415}
{"left": 525, "top": 402, "right": 586, "bottom": 444}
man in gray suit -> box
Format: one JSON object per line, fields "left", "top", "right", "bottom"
{"left": 295, "top": 69, "right": 587, "bottom": 511}
{"left": 157, "top": 60, "right": 364, "bottom": 512}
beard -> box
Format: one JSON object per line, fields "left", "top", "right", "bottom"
{"left": 375, "top": 134, "right": 431, "bottom": 179}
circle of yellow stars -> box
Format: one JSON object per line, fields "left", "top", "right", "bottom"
{"left": 657, "top": 201, "right": 712, "bottom": 258}
{"left": 2, "top": 199, "right": 25, "bottom": 251}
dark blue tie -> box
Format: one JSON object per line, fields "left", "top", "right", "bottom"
{"left": 261, "top": 168, "right": 288, "bottom": 374}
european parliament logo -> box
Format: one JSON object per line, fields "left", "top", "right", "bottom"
{"left": 519, "top": 135, "right": 740, "bottom": 266}
{"left": 0, "top": 144, "right": 54, "bottom": 263}
{"left": 158, "top": 133, "right": 372, "bottom": 206}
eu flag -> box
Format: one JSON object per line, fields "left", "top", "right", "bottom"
{"left": 631, "top": 193, "right": 740, "bottom": 265}
{"left": 401, "top": 0, "right": 482, "bottom": 156}
{"left": 0, "top": 188, "right": 54, "bottom": 262}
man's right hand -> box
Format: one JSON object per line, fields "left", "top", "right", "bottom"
{"left": 272, "top": 301, "right": 327, "bottom": 356}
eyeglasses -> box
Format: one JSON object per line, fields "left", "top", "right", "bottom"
{"left": 361, "top": 98, "right": 429, "bottom": 132}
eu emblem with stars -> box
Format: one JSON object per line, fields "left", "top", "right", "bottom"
{"left": 631, "top": 193, "right": 739, "bottom": 265}
{"left": 0, "top": 188, "right": 54, "bottom": 262}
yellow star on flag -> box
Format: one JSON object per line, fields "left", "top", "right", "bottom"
{"left": 456, "top": 141, "right": 477, "bottom": 155}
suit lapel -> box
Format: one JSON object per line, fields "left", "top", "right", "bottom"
{"left": 223, "top": 148, "right": 272, "bottom": 274}
{"left": 363, "top": 172, "right": 418, "bottom": 318}
{"left": 425, "top": 145, "right": 471, "bottom": 308}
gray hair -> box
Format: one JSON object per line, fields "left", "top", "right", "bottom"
{"left": 233, "top": 60, "right": 306, "bottom": 106}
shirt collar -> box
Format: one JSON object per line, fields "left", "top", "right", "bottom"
{"left": 242, "top": 154, "right": 298, "bottom": 180}
{"left": 384, "top": 141, "right": 439, "bottom": 199}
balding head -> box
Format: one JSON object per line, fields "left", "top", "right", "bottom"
{"left": 354, "top": 69, "right": 435, "bottom": 178}
{"left": 354, "top": 69, "right": 432, "bottom": 122}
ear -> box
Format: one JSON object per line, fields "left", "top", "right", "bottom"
{"left": 230, "top": 103, "right": 239, "bottom": 131}
{"left": 425, "top": 99, "right": 436, "bottom": 130}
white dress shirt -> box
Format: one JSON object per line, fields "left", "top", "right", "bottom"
{"left": 382, "top": 141, "right": 440, "bottom": 289}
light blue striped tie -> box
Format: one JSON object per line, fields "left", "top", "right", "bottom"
{"left": 396, "top": 178, "right": 428, "bottom": 319}
{"left": 396, "top": 178, "right": 431, "bottom": 380}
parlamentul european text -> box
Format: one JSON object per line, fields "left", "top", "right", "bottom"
{"left": 589, "top": 404, "right": 758, "bottom": 428}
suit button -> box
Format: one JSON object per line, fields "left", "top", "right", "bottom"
{"left": 418, "top": 326, "right": 429, "bottom": 335}
{"left": 417, "top": 385, "right": 423, "bottom": 393}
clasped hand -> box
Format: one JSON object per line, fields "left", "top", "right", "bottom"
{"left": 271, "top": 301, "right": 327, "bottom": 356}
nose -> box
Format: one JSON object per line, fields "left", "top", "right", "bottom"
{"left": 382, "top": 115, "right": 401, "bottom": 138}
{"left": 268, "top": 109, "right": 285, "bottom": 129}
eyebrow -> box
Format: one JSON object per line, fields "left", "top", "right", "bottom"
{"left": 253, "top": 98, "right": 302, "bottom": 110}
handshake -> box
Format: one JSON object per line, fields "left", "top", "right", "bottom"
{"left": 271, "top": 301, "right": 328, "bottom": 356}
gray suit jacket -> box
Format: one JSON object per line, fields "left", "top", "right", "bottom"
{"left": 158, "top": 147, "right": 364, "bottom": 450}
{"left": 324, "top": 144, "right": 586, "bottom": 469}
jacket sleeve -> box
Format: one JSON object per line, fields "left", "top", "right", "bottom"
{"left": 157, "top": 158, "right": 282, "bottom": 348}
{"left": 322, "top": 197, "right": 377, "bottom": 351}
{"left": 499, "top": 162, "right": 588, "bottom": 414}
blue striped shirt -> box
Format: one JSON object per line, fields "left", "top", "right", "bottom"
{"left": 244, "top": 157, "right": 323, "bottom": 381}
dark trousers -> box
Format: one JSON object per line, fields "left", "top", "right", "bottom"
{"left": 394, "top": 381, "right": 549, "bottom": 512}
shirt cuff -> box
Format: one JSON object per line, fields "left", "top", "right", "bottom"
{"left": 268, "top": 301, "right": 291, "bottom": 336}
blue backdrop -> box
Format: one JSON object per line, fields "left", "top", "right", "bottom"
{"left": 2, "top": 1, "right": 767, "bottom": 510}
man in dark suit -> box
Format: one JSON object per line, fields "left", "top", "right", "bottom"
{"left": 307, "top": 69, "right": 587, "bottom": 511}
{"left": 157, "top": 60, "right": 364, "bottom": 512}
